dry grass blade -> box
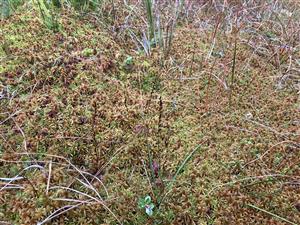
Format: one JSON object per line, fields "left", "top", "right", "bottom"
{"left": 0, "top": 165, "right": 44, "bottom": 192}
{"left": 207, "top": 174, "right": 300, "bottom": 195}
{"left": 247, "top": 203, "right": 298, "bottom": 225}
{"left": 37, "top": 202, "right": 89, "bottom": 225}
{"left": 48, "top": 185, "right": 122, "bottom": 224}
{"left": 46, "top": 160, "right": 52, "bottom": 195}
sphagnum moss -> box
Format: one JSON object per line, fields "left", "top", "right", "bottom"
{"left": 1, "top": 1, "right": 300, "bottom": 224}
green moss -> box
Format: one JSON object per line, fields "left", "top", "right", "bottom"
{"left": 4, "top": 34, "right": 27, "bottom": 48}
{"left": 0, "top": 65, "right": 5, "bottom": 73}
{"left": 82, "top": 48, "right": 94, "bottom": 57}
{"left": 0, "top": 3, "right": 299, "bottom": 224}
{"left": 141, "top": 72, "right": 162, "bottom": 92}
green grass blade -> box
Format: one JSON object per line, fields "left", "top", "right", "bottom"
{"left": 172, "top": 144, "right": 201, "bottom": 183}
{"left": 158, "top": 144, "right": 202, "bottom": 207}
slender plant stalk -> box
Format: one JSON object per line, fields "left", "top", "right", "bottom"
{"left": 231, "top": 33, "right": 238, "bottom": 88}
{"left": 189, "top": 41, "right": 196, "bottom": 77}
{"left": 144, "top": 0, "right": 154, "bottom": 40}
{"left": 229, "top": 24, "right": 238, "bottom": 107}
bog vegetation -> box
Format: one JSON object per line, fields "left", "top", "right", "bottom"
{"left": 0, "top": 0, "right": 299, "bottom": 224}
